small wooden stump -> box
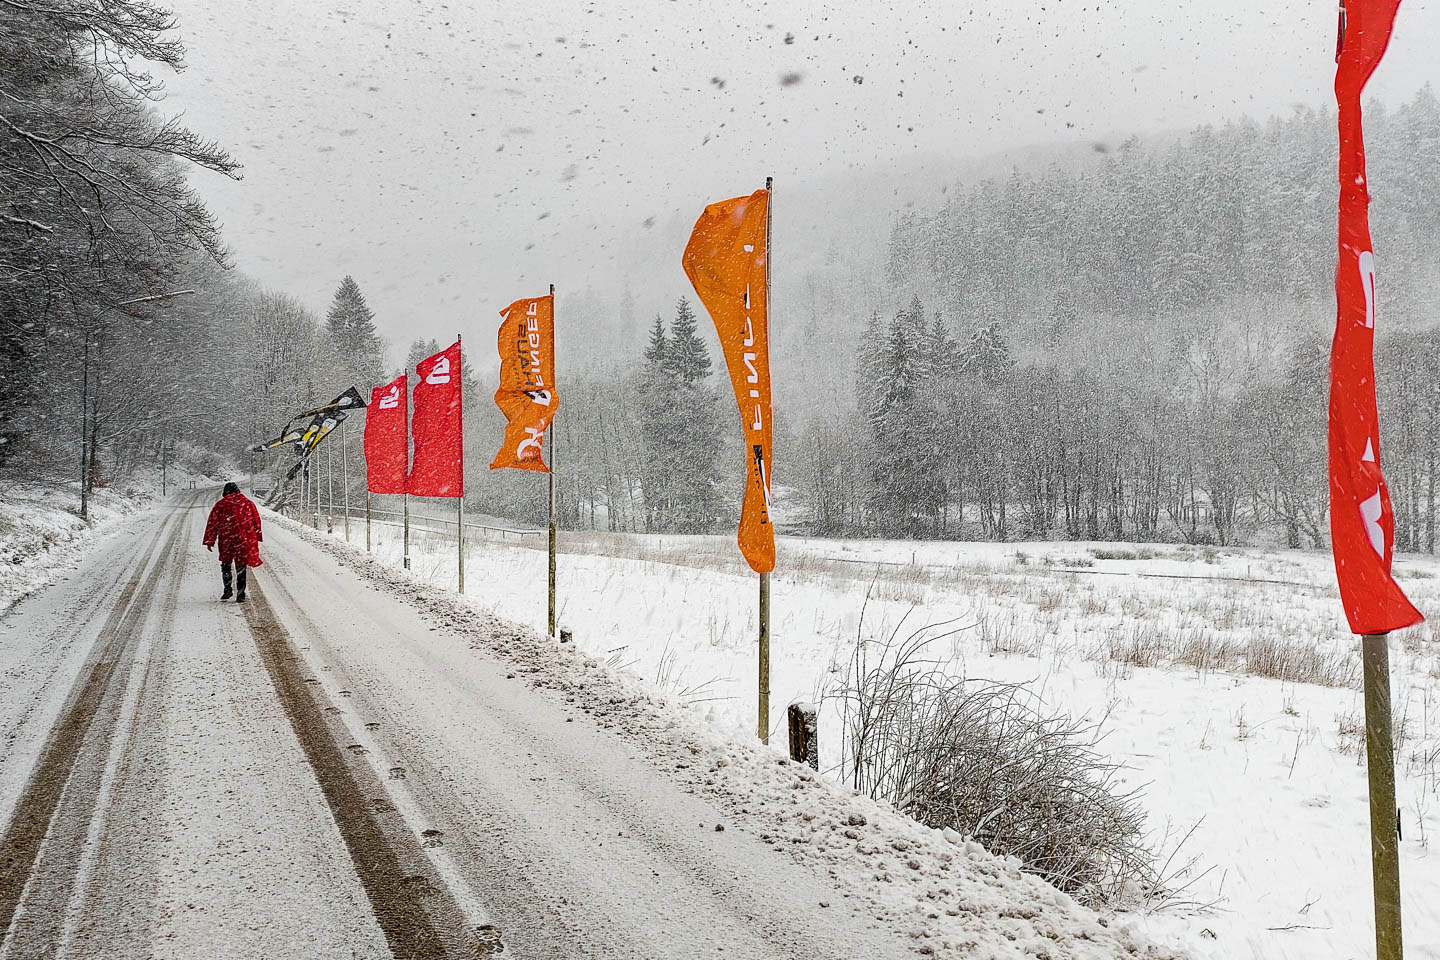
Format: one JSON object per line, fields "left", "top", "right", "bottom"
{"left": 788, "top": 702, "right": 818, "bottom": 771}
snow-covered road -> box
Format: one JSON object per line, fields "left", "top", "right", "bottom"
{"left": 0, "top": 494, "right": 926, "bottom": 959}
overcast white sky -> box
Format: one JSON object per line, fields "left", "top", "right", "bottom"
{"left": 160, "top": 0, "right": 1440, "bottom": 349}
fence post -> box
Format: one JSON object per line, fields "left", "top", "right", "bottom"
{"left": 787, "top": 702, "right": 818, "bottom": 771}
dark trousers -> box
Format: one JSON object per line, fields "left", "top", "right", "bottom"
{"left": 221, "top": 561, "right": 248, "bottom": 597}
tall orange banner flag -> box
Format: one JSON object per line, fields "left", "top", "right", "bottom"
{"left": 683, "top": 188, "right": 775, "bottom": 574}
{"left": 491, "top": 294, "right": 557, "bottom": 472}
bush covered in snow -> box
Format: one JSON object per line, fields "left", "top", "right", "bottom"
{"left": 837, "top": 618, "right": 1156, "bottom": 906}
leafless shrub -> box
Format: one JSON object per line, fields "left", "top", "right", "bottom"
{"left": 836, "top": 620, "right": 1159, "bottom": 906}
{"left": 972, "top": 602, "right": 1037, "bottom": 656}
{"left": 1174, "top": 628, "right": 1235, "bottom": 674}
{"left": 1336, "top": 711, "right": 1366, "bottom": 761}
{"left": 1242, "top": 636, "right": 1357, "bottom": 687}
{"left": 1077, "top": 589, "right": 1109, "bottom": 617}
{"left": 1098, "top": 622, "right": 1169, "bottom": 669}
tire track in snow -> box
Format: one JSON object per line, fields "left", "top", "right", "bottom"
{"left": 0, "top": 495, "right": 194, "bottom": 953}
{"left": 239, "top": 581, "right": 494, "bottom": 960}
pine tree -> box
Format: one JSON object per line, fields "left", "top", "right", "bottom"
{"left": 326, "top": 276, "right": 383, "bottom": 389}
{"left": 862, "top": 313, "right": 944, "bottom": 535}
{"left": 668, "top": 297, "right": 712, "bottom": 384}
{"left": 856, "top": 310, "right": 889, "bottom": 428}
{"left": 618, "top": 285, "right": 638, "bottom": 350}
{"left": 958, "top": 325, "right": 1016, "bottom": 384}
{"left": 923, "top": 313, "right": 960, "bottom": 383}
{"left": 635, "top": 308, "right": 723, "bottom": 532}
{"left": 644, "top": 316, "right": 669, "bottom": 369}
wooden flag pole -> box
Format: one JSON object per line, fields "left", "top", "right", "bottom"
{"left": 548, "top": 283, "right": 558, "bottom": 638}
{"left": 758, "top": 175, "right": 774, "bottom": 745}
{"left": 457, "top": 333, "right": 465, "bottom": 594}
{"left": 341, "top": 420, "right": 351, "bottom": 542}
{"left": 1363, "top": 632, "right": 1404, "bottom": 960}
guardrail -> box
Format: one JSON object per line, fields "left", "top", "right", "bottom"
{"left": 283, "top": 502, "right": 543, "bottom": 544}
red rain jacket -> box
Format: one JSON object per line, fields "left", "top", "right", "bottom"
{"left": 203, "top": 491, "right": 263, "bottom": 567}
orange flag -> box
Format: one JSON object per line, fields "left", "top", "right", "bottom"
{"left": 682, "top": 188, "right": 775, "bottom": 574}
{"left": 490, "top": 294, "right": 557, "bottom": 472}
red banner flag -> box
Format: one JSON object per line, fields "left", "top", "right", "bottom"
{"left": 490, "top": 294, "right": 557, "bottom": 472}
{"left": 364, "top": 374, "right": 407, "bottom": 494}
{"left": 409, "top": 340, "right": 465, "bottom": 497}
{"left": 682, "top": 187, "right": 775, "bottom": 574}
{"left": 1329, "top": 0, "right": 1422, "bottom": 635}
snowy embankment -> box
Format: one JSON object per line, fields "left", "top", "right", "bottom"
{"left": 281, "top": 511, "right": 1182, "bottom": 960}
{"left": 0, "top": 475, "right": 178, "bottom": 612}
{"left": 315, "top": 513, "right": 1440, "bottom": 960}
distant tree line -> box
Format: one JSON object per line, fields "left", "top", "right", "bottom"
{"left": 790, "top": 88, "right": 1440, "bottom": 547}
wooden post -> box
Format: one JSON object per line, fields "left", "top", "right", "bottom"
{"left": 548, "top": 283, "right": 557, "bottom": 637}
{"left": 1363, "top": 632, "right": 1404, "bottom": 960}
{"left": 457, "top": 332, "right": 465, "bottom": 594}
{"left": 759, "top": 571, "right": 771, "bottom": 744}
{"left": 341, "top": 420, "right": 351, "bottom": 542}
{"left": 787, "top": 702, "right": 818, "bottom": 770}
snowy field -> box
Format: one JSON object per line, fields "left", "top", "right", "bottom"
{"left": 320, "top": 511, "right": 1440, "bottom": 960}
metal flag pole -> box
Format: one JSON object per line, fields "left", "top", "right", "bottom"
{"left": 457, "top": 333, "right": 465, "bottom": 594}
{"left": 403, "top": 492, "right": 411, "bottom": 569}
{"left": 341, "top": 420, "right": 351, "bottom": 542}
{"left": 326, "top": 437, "right": 335, "bottom": 533}
{"left": 548, "top": 283, "right": 558, "bottom": 638}
{"left": 1363, "top": 631, "right": 1403, "bottom": 960}
{"left": 758, "top": 175, "right": 774, "bottom": 745}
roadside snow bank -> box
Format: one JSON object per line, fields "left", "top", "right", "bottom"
{"left": 0, "top": 469, "right": 219, "bottom": 612}
{"left": 278, "top": 512, "right": 1186, "bottom": 960}
{"left": 0, "top": 482, "right": 149, "bottom": 612}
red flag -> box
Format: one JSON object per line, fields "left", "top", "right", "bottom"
{"left": 682, "top": 188, "right": 775, "bottom": 574}
{"left": 490, "top": 294, "right": 557, "bottom": 472}
{"left": 364, "top": 374, "right": 407, "bottom": 494}
{"left": 1328, "top": 0, "right": 1422, "bottom": 634}
{"left": 409, "top": 340, "right": 464, "bottom": 497}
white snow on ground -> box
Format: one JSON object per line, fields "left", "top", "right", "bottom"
{"left": 322, "top": 512, "right": 1440, "bottom": 960}
{"left": 282, "top": 512, "right": 1182, "bottom": 959}
{"left": 0, "top": 470, "right": 214, "bottom": 613}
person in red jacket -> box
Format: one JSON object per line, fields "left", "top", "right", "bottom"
{"left": 202, "top": 482, "right": 263, "bottom": 601}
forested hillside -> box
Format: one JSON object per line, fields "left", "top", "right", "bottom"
{"left": 781, "top": 91, "right": 1440, "bottom": 547}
